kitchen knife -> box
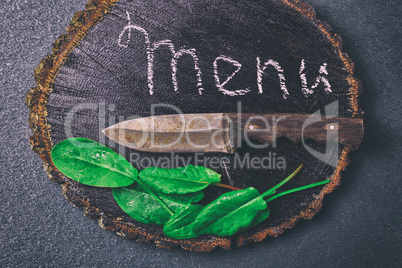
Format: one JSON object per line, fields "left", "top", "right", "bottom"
{"left": 102, "top": 113, "right": 363, "bottom": 153}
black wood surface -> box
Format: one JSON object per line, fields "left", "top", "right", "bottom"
{"left": 35, "top": 0, "right": 362, "bottom": 250}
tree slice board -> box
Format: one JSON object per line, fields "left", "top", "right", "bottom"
{"left": 26, "top": 0, "right": 363, "bottom": 251}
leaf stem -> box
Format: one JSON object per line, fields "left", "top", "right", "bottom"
{"left": 265, "top": 179, "right": 330, "bottom": 203}
{"left": 134, "top": 177, "right": 174, "bottom": 216}
{"left": 214, "top": 183, "right": 243, "bottom": 191}
{"left": 261, "top": 165, "right": 303, "bottom": 198}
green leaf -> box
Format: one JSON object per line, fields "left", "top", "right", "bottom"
{"left": 163, "top": 205, "right": 204, "bottom": 239}
{"left": 192, "top": 187, "right": 268, "bottom": 236}
{"left": 113, "top": 185, "right": 204, "bottom": 226}
{"left": 139, "top": 165, "right": 221, "bottom": 194}
{"left": 51, "top": 138, "right": 136, "bottom": 187}
{"left": 239, "top": 209, "right": 270, "bottom": 232}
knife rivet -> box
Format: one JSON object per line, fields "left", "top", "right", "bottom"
{"left": 248, "top": 124, "right": 255, "bottom": 130}
{"left": 329, "top": 125, "right": 335, "bottom": 130}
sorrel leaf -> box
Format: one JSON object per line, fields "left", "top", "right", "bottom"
{"left": 113, "top": 185, "right": 204, "bottom": 226}
{"left": 239, "top": 209, "right": 270, "bottom": 232}
{"left": 192, "top": 187, "right": 268, "bottom": 236}
{"left": 163, "top": 205, "right": 204, "bottom": 239}
{"left": 190, "top": 166, "right": 324, "bottom": 237}
{"left": 139, "top": 165, "right": 221, "bottom": 194}
{"left": 51, "top": 138, "right": 136, "bottom": 187}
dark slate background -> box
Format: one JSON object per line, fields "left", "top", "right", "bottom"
{"left": 0, "top": 0, "right": 400, "bottom": 267}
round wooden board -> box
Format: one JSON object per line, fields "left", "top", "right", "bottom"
{"left": 27, "top": 0, "right": 362, "bottom": 251}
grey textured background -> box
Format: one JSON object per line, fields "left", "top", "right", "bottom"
{"left": 0, "top": 0, "right": 401, "bottom": 267}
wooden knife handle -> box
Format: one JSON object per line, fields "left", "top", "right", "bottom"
{"left": 225, "top": 113, "right": 363, "bottom": 149}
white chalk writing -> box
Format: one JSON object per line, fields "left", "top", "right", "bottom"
{"left": 213, "top": 55, "right": 250, "bottom": 96}
{"left": 257, "top": 57, "right": 289, "bottom": 99}
{"left": 118, "top": 11, "right": 204, "bottom": 95}
{"left": 299, "top": 59, "right": 332, "bottom": 97}
{"left": 172, "top": 49, "right": 204, "bottom": 95}
{"left": 118, "top": 11, "right": 332, "bottom": 99}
